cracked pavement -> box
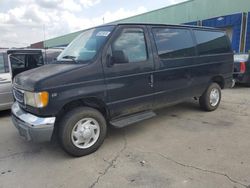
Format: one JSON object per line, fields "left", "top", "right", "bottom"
{"left": 0, "top": 86, "right": 250, "bottom": 188}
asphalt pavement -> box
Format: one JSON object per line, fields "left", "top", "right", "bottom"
{"left": 0, "top": 86, "right": 250, "bottom": 188}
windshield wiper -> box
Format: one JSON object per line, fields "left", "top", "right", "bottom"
{"left": 62, "top": 55, "right": 77, "bottom": 63}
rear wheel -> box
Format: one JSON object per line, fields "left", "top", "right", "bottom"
{"left": 59, "top": 107, "right": 107, "bottom": 157}
{"left": 199, "top": 83, "right": 221, "bottom": 111}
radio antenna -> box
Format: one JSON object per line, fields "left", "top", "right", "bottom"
{"left": 43, "top": 24, "right": 47, "bottom": 62}
{"left": 43, "top": 24, "right": 46, "bottom": 48}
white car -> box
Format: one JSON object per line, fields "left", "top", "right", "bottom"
{"left": 0, "top": 49, "right": 12, "bottom": 110}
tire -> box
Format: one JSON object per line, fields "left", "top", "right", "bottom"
{"left": 199, "top": 82, "right": 221, "bottom": 111}
{"left": 59, "top": 107, "right": 107, "bottom": 157}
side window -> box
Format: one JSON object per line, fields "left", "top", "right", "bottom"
{"left": 28, "top": 54, "right": 43, "bottom": 67}
{"left": 38, "top": 55, "right": 44, "bottom": 66}
{"left": 3, "top": 54, "right": 9, "bottom": 72}
{"left": 10, "top": 54, "right": 25, "bottom": 69}
{"left": 0, "top": 53, "right": 5, "bottom": 73}
{"left": 194, "top": 30, "right": 231, "bottom": 55}
{"left": 112, "top": 28, "right": 147, "bottom": 63}
{"left": 153, "top": 28, "right": 196, "bottom": 59}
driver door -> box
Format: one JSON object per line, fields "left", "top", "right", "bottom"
{"left": 102, "top": 25, "right": 155, "bottom": 118}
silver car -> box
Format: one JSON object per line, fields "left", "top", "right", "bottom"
{"left": 0, "top": 49, "right": 12, "bottom": 110}
{"left": 0, "top": 48, "right": 62, "bottom": 111}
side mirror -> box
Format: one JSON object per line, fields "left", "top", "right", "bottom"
{"left": 111, "top": 50, "right": 129, "bottom": 64}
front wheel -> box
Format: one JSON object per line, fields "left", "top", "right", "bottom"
{"left": 59, "top": 107, "right": 107, "bottom": 157}
{"left": 199, "top": 83, "right": 221, "bottom": 111}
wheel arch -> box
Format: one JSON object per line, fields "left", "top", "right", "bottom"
{"left": 211, "top": 75, "right": 225, "bottom": 89}
{"left": 56, "top": 97, "right": 110, "bottom": 121}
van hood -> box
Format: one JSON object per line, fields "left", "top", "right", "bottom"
{"left": 14, "top": 63, "right": 86, "bottom": 91}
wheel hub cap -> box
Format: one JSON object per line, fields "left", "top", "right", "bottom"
{"left": 82, "top": 128, "right": 91, "bottom": 139}
{"left": 71, "top": 118, "right": 100, "bottom": 149}
{"left": 210, "top": 88, "right": 220, "bottom": 107}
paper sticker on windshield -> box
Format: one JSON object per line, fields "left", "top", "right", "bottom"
{"left": 96, "top": 31, "right": 110, "bottom": 37}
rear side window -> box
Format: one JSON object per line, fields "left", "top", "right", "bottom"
{"left": 0, "top": 53, "right": 5, "bottom": 73}
{"left": 153, "top": 28, "right": 196, "bottom": 59}
{"left": 112, "top": 28, "right": 147, "bottom": 63}
{"left": 194, "top": 30, "right": 231, "bottom": 55}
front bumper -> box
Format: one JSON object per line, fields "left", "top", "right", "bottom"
{"left": 11, "top": 102, "right": 56, "bottom": 142}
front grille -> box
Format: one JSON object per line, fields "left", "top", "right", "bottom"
{"left": 13, "top": 88, "right": 24, "bottom": 103}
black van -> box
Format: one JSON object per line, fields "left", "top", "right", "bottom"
{"left": 11, "top": 24, "right": 233, "bottom": 156}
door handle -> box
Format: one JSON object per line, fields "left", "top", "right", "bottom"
{"left": 148, "top": 74, "right": 154, "bottom": 88}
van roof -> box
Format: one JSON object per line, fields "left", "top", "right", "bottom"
{"left": 115, "top": 23, "right": 222, "bottom": 31}
{"left": 103, "top": 23, "right": 222, "bottom": 31}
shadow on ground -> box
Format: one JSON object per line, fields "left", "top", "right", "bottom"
{"left": 0, "top": 110, "right": 11, "bottom": 118}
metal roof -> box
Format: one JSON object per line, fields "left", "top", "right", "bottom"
{"left": 43, "top": 0, "right": 250, "bottom": 48}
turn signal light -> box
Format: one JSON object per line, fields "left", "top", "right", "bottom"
{"left": 38, "top": 92, "right": 49, "bottom": 107}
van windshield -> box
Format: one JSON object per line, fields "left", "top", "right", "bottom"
{"left": 57, "top": 26, "right": 115, "bottom": 63}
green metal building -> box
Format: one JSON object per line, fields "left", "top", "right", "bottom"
{"left": 31, "top": 0, "right": 250, "bottom": 53}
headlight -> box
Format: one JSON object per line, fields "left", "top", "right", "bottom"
{"left": 24, "top": 91, "right": 49, "bottom": 108}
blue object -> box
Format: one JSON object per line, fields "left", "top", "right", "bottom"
{"left": 202, "top": 13, "right": 243, "bottom": 53}
{"left": 245, "top": 12, "right": 250, "bottom": 53}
